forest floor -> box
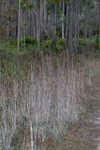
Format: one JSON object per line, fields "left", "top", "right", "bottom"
{"left": 59, "top": 58, "right": 100, "bottom": 150}
{"left": 36, "top": 56, "right": 100, "bottom": 150}
{"left": 0, "top": 44, "right": 100, "bottom": 149}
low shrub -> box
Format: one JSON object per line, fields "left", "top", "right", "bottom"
{"left": 20, "top": 37, "right": 37, "bottom": 48}
{"left": 9, "top": 40, "right": 17, "bottom": 46}
{"left": 79, "top": 39, "right": 87, "bottom": 46}
{"left": 41, "top": 39, "right": 53, "bottom": 49}
{"left": 56, "top": 38, "right": 65, "bottom": 50}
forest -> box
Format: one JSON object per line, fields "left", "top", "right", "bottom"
{"left": 0, "top": 0, "right": 100, "bottom": 52}
{"left": 0, "top": 0, "right": 100, "bottom": 150}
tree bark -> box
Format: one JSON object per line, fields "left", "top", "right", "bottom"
{"left": 30, "top": 119, "right": 34, "bottom": 150}
{"left": 62, "top": 0, "right": 65, "bottom": 39}
{"left": 17, "top": 0, "right": 21, "bottom": 50}
{"left": 36, "top": 0, "right": 40, "bottom": 49}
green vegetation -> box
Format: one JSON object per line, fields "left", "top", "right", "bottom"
{"left": 41, "top": 39, "right": 53, "bottom": 50}
{"left": 0, "top": 35, "right": 99, "bottom": 57}
{"left": 56, "top": 38, "right": 65, "bottom": 50}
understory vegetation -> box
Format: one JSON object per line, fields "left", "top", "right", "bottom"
{"left": 0, "top": 35, "right": 100, "bottom": 57}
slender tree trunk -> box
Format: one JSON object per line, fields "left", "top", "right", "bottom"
{"left": 96, "top": 1, "right": 100, "bottom": 49}
{"left": 17, "top": 0, "right": 21, "bottom": 50}
{"left": 23, "top": 9, "right": 26, "bottom": 49}
{"left": 66, "top": 2, "right": 73, "bottom": 50}
{"left": 36, "top": 0, "right": 40, "bottom": 49}
{"left": 84, "top": 0, "right": 88, "bottom": 41}
{"left": 44, "top": 0, "right": 47, "bottom": 29}
{"left": 30, "top": 119, "right": 34, "bottom": 150}
{"left": 40, "top": 0, "right": 44, "bottom": 34}
{"left": 73, "top": 0, "right": 80, "bottom": 51}
{"left": 54, "top": 4, "right": 57, "bottom": 36}
{"left": 30, "top": 0, "right": 32, "bottom": 37}
{"left": 98, "top": 3, "right": 100, "bottom": 49}
{"left": 67, "top": 2, "right": 73, "bottom": 50}
{"left": 30, "top": 10, "right": 32, "bottom": 37}
{"left": 66, "top": 2, "right": 69, "bottom": 48}
{"left": 62, "top": 0, "right": 65, "bottom": 39}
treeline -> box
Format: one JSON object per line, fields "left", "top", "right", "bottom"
{"left": 0, "top": 0, "right": 100, "bottom": 51}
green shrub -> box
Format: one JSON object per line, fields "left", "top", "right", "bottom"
{"left": 20, "top": 37, "right": 37, "bottom": 48}
{"left": 9, "top": 40, "right": 17, "bottom": 46}
{"left": 9, "top": 37, "right": 38, "bottom": 48}
{"left": 41, "top": 39, "right": 53, "bottom": 49}
{"left": 87, "top": 35, "right": 100, "bottom": 46}
{"left": 56, "top": 27, "right": 61, "bottom": 37}
{"left": 56, "top": 38, "right": 65, "bottom": 50}
{"left": 79, "top": 39, "right": 87, "bottom": 46}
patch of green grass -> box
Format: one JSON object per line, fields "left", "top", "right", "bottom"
{"left": 41, "top": 39, "right": 53, "bottom": 50}
{"left": 0, "top": 40, "right": 39, "bottom": 56}
{"left": 79, "top": 39, "right": 87, "bottom": 46}
{"left": 79, "top": 35, "right": 100, "bottom": 48}
{"left": 56, "top": 38, "right": 65, "bottom": 50}
{"left": 0, "top": 35, "right": 99, "bottom": 57}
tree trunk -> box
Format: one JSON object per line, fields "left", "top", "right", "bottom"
{"left": 73, "top": 0, "right": 80, "bottom": 51}
{"left": 96, "top": 1, "right": 100, "bottom": 49}
{"left": 62, "top": 0, "right": 65, "bottom": 39}
{"left": 36, "top": 0, "right": 40, "bottom": 49}
{"left": 84, "top": 0, "right": 88, "bottom": 40}
{"left": 66, "top": 2, "right": 73, "bottom": 50}
{"left": 17, "top": 0, "right": 21, "bottom": 50}
{"left": 54, "top": 4, "right": 57, "bottom": 36}
{"left": 44, "top": 0, "right": 47, "bottom": 29}
{"left": 30, "top": 119, "right": 34, "bottom": 150}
